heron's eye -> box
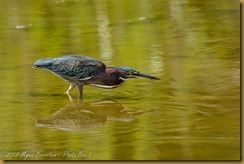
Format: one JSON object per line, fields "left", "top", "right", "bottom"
{"left": 129, "top": 70, "right": 139, "bottom": 75}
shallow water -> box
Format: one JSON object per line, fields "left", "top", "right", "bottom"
{"left": 0, "top": 0, "right": 240, "bottom": 160}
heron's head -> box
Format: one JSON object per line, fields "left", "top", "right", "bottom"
{"left": 112, "top": 67, "right": 160, "bottom": 80}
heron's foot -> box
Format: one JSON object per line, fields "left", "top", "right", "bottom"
{"left": 65, "top": 92, "right": 74, "bottom": 101}
{"left": 78, "top": 94, "right": 83, "bottom": 99}
{"left": 65, "top": 83, "right": 77, "bottom": 101}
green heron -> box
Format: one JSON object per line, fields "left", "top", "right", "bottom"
{"left": 32, "top": 55, "right": 160, "bottom": 98}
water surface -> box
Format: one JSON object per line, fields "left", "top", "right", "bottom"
{"left": 0, "top": 0, "right": 240, "bottom": 160}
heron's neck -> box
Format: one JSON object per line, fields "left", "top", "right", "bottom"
{"left": 95, "top": 67, "right": 125, "bottom": 85}
{"left": 86, "top": 68, "right": 125, "bottom": 88}
{"left": 105, "top": 67, "right": 127, "bottom": 79}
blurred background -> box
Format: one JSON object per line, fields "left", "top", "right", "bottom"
{"left": 0, "top": 0, "right": 240, "bottom": 160}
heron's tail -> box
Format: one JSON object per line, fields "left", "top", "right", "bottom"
{"left": 32, "top": 58, "right": 53, "bottom": 68}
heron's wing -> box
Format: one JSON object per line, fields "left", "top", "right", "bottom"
{"left": 50, "top": 56, "right": 106, "bottom": 81}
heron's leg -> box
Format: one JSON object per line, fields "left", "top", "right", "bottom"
{"left": 76, "top": 82, "right": 84, "bottom": 99}
{"left": 65, "top": 83, "right": 76, "bottom": 94}
{"left": 65, "top": 83, "right": 76, "bottom": 101}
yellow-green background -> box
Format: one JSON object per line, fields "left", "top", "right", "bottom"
{"left": 0, "top": 0, "right": 240, "bottom": 160}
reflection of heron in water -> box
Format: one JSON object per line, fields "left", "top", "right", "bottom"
{"left": 36, "top": 100, "right": 156, "bottom": 132}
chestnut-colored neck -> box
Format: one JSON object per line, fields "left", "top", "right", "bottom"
{"left": 85, "top": 67, "right": 126, "bottom": 87}
{"left": 105, "top": 67, "right": 127, "bottom": 79}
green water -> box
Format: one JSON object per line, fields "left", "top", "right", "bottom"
{"left": 0, "top": 0, "right": 240, "bottom": 160}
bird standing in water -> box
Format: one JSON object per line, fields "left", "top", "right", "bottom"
{"left": 32, "top": 55, "right": 160, "bottom": 99}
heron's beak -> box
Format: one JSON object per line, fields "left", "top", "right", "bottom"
{"left": 136, "top": 72, "right": 160, "bottom": 80}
